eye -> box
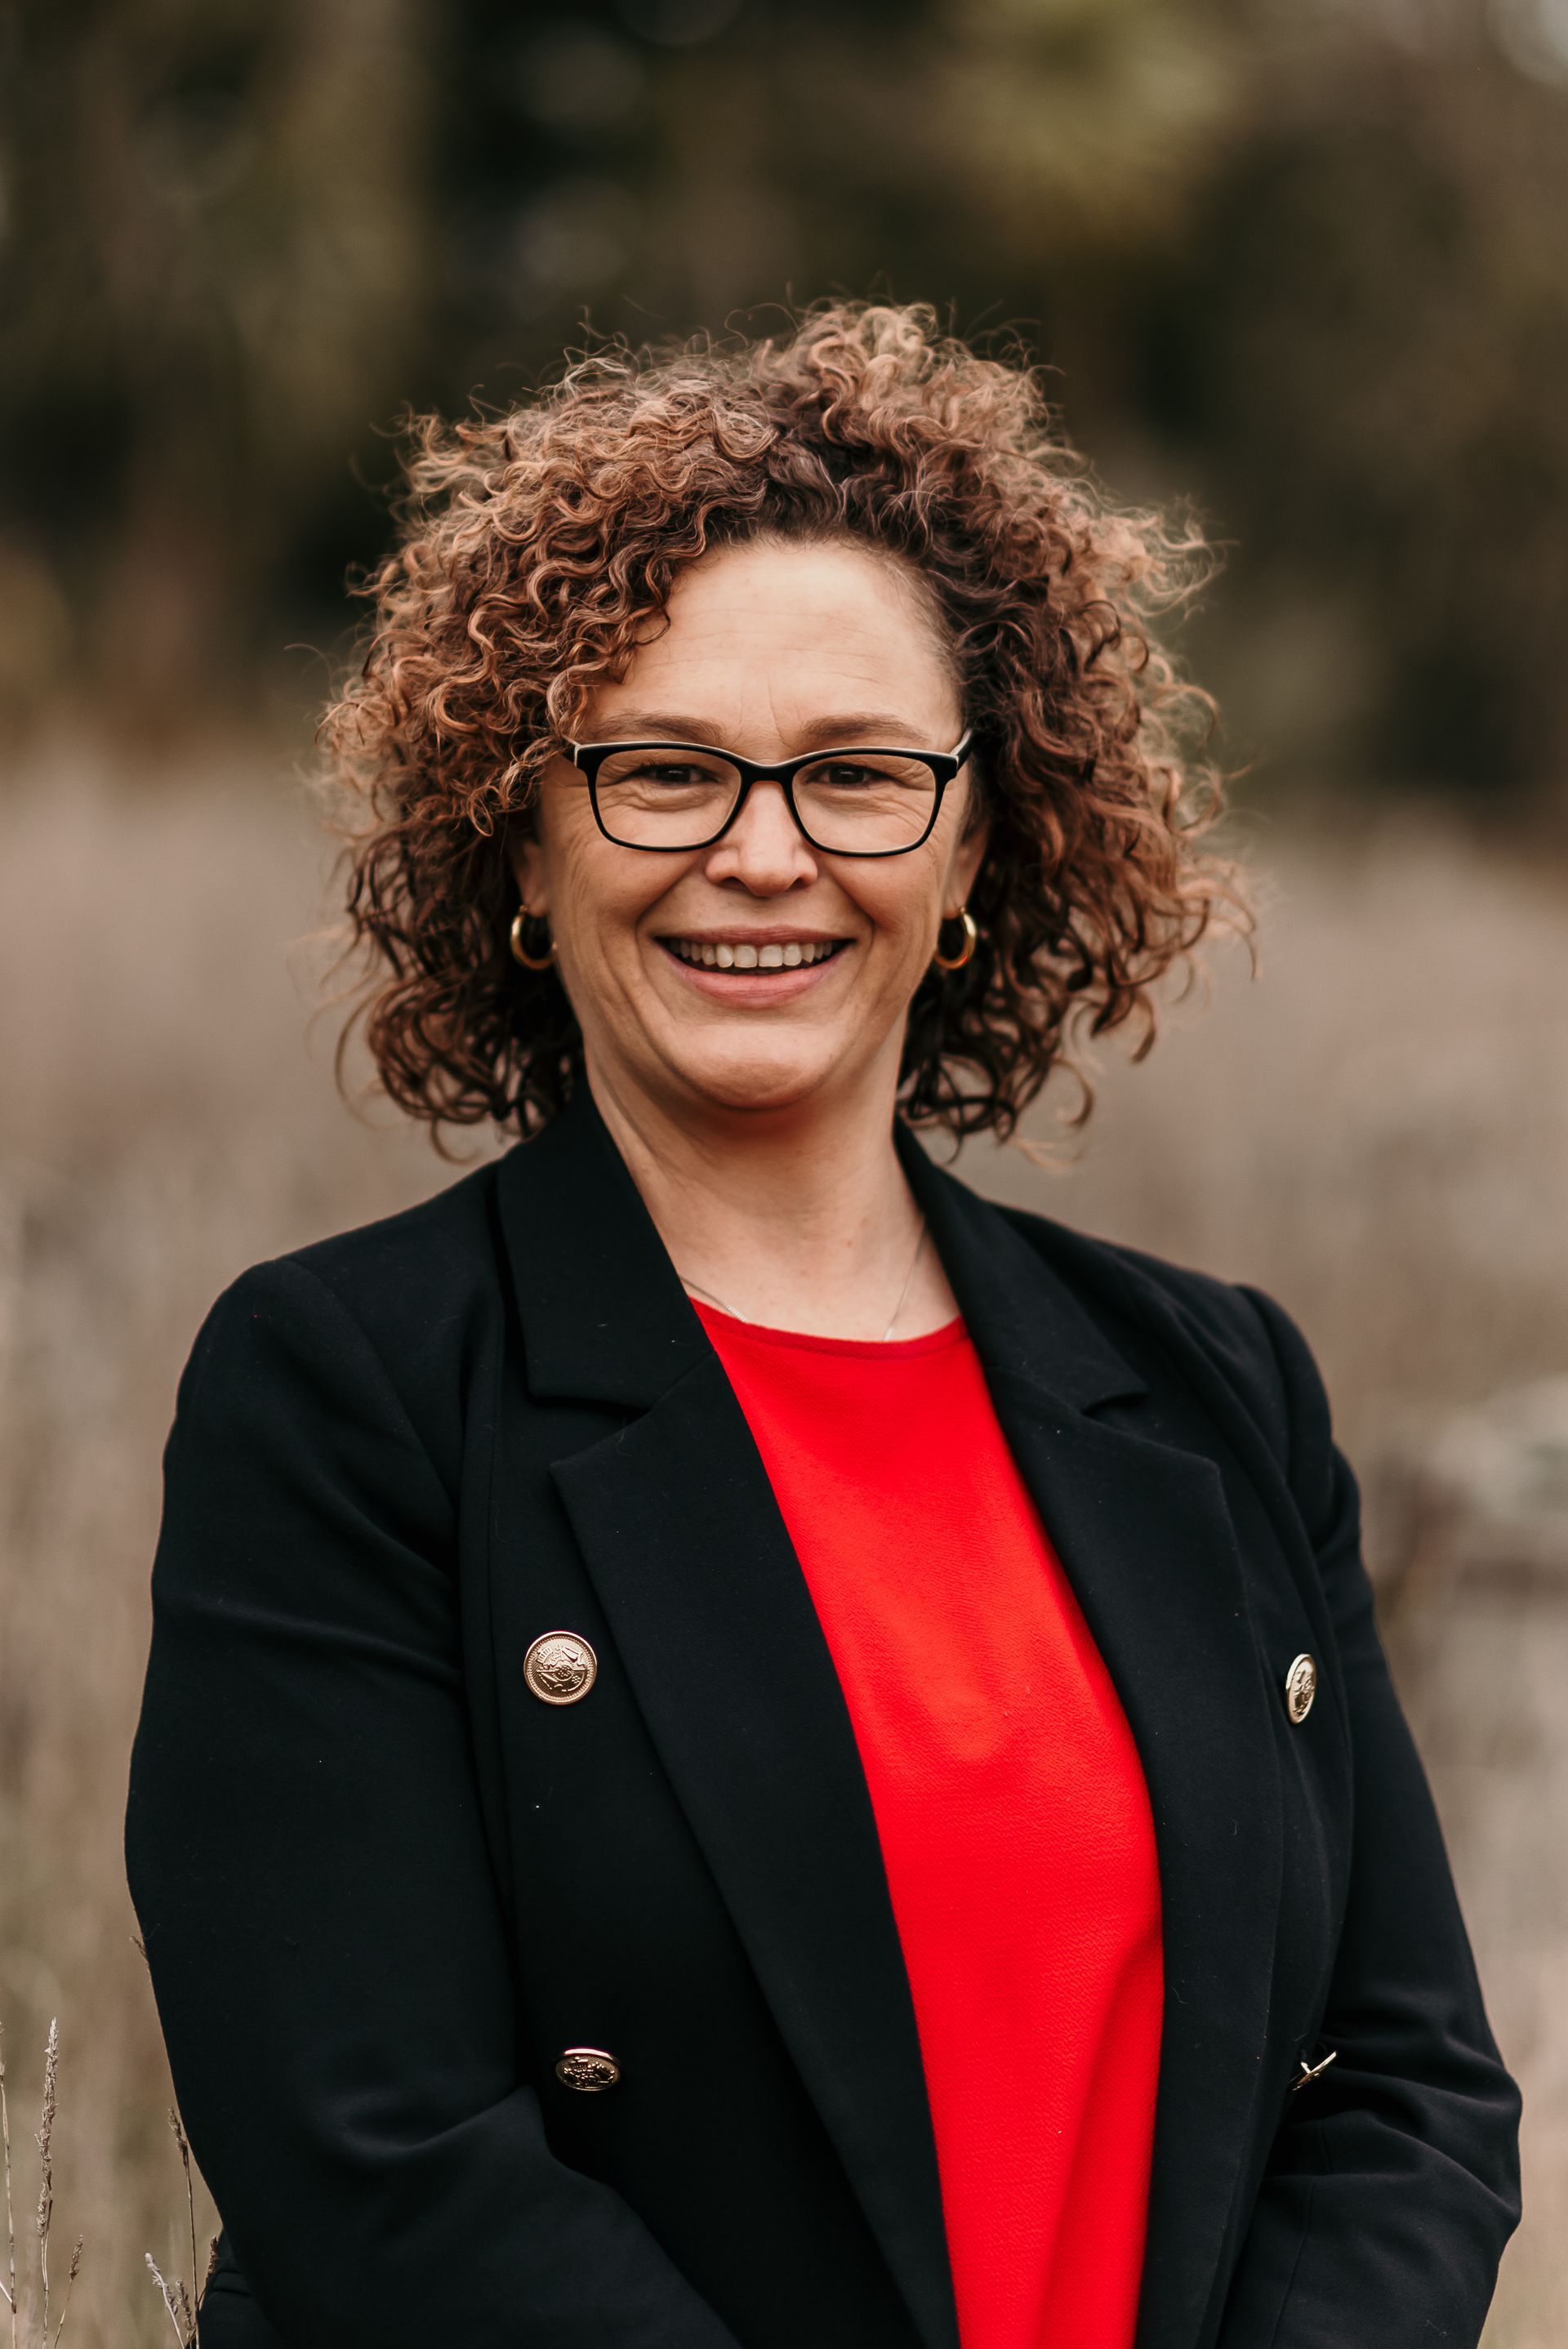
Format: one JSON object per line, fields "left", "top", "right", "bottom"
{"left": 597, "top": 752, "right": 733, "bottom": 792}
{"left": 811, "top": 760, "right": 888, "bottom": 789}
{"left": 803, "top": 755, "right": 927, "bottom": 791}
{"left": 630, "top": 760, "right": 717, "bottom": 787}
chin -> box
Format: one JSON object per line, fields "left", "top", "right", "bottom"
{"left": 666, "top": 1041, "right": 847, "bottom": 1117}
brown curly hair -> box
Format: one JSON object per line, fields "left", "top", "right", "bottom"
{"left": 324, "top": 300, "right": 1245, "bottom": 1146}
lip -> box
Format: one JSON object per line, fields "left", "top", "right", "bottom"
{"left": 653, "top": 927, "right": 849, "bottom": 948}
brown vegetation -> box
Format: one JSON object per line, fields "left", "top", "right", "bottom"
{"left": 0, "top": 752, "right": 1562, "bottom": 2342}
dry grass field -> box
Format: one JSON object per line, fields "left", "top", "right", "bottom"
{"left": 1, "top": 745, "right": 1564, "bottom": 2344}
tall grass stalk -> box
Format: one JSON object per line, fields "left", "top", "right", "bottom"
{"left": 0, "top": 2021, "right": 81, "bottom": 2349}
{"left": 2, "top": 2018, "right": 17, "bottom": 2349}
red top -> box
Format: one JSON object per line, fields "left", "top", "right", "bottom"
{"left": 695, "top": 1302, "right": 1163, "bottom": 2349}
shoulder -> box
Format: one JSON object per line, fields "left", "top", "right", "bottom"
{"left": 989, "top": 1194, "right": 1325, "bottom": 1478}
{"left": 177, "top": 1156, "right": 507, "bottom": 1491}
{"left": 282, "top": 1152, "right": 505, "bottom": 1357}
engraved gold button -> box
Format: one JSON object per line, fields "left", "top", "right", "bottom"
{"left": 555, "top": 2047, "right": 620, "bottom": 2093}
{"left": 523, "top": 1630, "right": 597, "bottom": 1706}
{"left": 1284, "top": 1652, "right": 1317, "bottom": 1725}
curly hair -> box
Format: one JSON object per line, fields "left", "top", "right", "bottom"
{"left": 323, "top": 299, "right": 1245, "bottom": 1147}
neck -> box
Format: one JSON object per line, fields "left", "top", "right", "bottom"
{"left": 582, "top": 1052, "right": 955, "bottom": 1341}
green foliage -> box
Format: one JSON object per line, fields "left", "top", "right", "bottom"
{"left": 1, "top": 0, "right": 1565, "bottom": 790}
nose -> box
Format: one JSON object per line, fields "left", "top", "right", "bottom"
{"left": 702, "top": 778, "right": 818, "bottom": 896}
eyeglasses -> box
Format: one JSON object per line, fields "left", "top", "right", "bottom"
{"left": 564, "top": 729, "right": 975, "bottom": 857}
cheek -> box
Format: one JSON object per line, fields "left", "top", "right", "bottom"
{"left": 560, "top": 862, "right": 645, "bottom": 944}
{"left": 543, "top": 813, "right": 657, "bottom": 952}
{"left": 853, "top": 864, "right": 947, "bottom": 969}
{"left": 558, "top": 887, "right": 663, "bottom": 1036}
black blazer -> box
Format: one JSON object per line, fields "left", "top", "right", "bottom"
{"left": 125, "top": 1085, "right": 1520, "bottom": 2349}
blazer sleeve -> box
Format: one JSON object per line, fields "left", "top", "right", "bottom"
{"left": 1215, "top": 1285, "right": 1522, "bottom": 2349}
{"left": 125, "top": 1257, "right": 741, "bottom": 2349}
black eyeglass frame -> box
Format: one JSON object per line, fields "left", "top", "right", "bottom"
{"left": 564, "top": 728, "right": 976, "bottom": 858}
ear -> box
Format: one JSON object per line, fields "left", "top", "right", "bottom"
{"left": 949, "top": 809, "right": 991, "bottom": 912}
{"left": 507, "top": 825, "right": 549, "bottom": 919}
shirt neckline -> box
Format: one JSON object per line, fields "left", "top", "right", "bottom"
{"left": 691, "top": 1298, "right": 968, "bottom": 1361}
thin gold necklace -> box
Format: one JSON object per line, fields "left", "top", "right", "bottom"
{"left": 679, "top": 1217, "right": 929, "bottom": 1344}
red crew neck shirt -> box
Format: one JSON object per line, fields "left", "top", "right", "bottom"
{"left": 695, "top": 1302, "right": 1163, "bottom": 2349}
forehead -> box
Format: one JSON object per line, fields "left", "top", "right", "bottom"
{"left": 586, "top": 537, "right": 960, "bottom": 740}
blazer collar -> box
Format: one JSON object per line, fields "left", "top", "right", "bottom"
{"left": 893, "top": 1119, "right": 1147, "bottom": 1415}
{"left": 496, "top": 1082, "right": 1145, "bottom": 1418}
{"left": 495, "top": 1084, "right": 708, "bottom": 1408}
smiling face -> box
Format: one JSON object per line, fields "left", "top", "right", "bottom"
{"left": 511, "top": 536, "right": 988, "bottom": 1128}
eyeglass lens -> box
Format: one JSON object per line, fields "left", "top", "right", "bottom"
{"left": 591, "top": 747, "right": 941, "bottom": 853}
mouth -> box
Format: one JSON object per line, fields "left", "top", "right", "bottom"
{"left": 654, "top": 929, "right": 854, "bottom": 1003}
{"left": 661, "top": 934, "right": 849, "bottom": 972}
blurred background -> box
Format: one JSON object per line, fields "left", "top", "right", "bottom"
{"left": 2, "top": 1, "right": 1566, "bottom": 2341}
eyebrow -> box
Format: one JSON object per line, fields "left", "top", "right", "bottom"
{"left": 577, "top": 709, "right": 942, "bottom": 749}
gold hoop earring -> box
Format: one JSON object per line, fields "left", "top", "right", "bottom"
{"left": 932, "top": 907, "right": 978, "bottom": 972}
{"left": 510, "top": 908, "right": 555, "bottom": 970}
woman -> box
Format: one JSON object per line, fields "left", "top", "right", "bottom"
{"left": 126, "top": 303, "right": 1520, "bottom": 2349}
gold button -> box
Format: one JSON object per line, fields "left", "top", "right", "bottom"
{"left": 523, "top": 1630, "right": 597, "bottom": 1706}
{"left": 1284, "top": 1652, "right": 1317, "bottom": 1725}
{"left": 555, "top": 2047, "right": 620, "bottom": 2093}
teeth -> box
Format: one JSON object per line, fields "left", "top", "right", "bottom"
{"left": 670, "top": 938, "right": 839, "bottom": 968}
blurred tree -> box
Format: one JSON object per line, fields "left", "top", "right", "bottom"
{"left": 0, "top": 0, "right": 431, "bottom": 731}
{"left": 1, "top": 0, "right": 1565, "bottom": 791}
{"left": 1160, "top": 4, "right": 1568, "bottom": 792}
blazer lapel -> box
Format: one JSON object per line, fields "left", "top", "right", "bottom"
{"left": 902, "top": 1134, "right": 1285, "bottom": 2349}
{"left": 497, "top": 1092, "right": 960, "bottom": 2349}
